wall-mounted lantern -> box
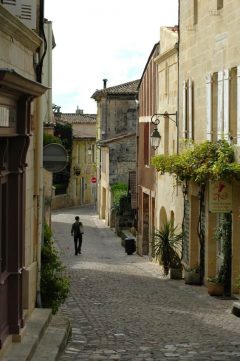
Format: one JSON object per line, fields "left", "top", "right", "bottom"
{"left": 73, "top": 165, "right": 81, "bottom": 176}
{"left": 150, "top": 111, "right": 178, "bottom": 151}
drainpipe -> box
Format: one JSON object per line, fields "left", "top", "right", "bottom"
{"left": 47, "top": 21, "right": 53, "bottom": 124}
{"left": 35, "top": 0, "right": 47, "bottom": 308}
{"left": 177, "top": 0, "right": 180, "bottom": 155}
{"left": 35, "top": 96, "right": 44, "bottom": 308}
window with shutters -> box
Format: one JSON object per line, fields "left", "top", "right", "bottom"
{"left": 208, "top": 68, "right": 237, "bottom": 143}
{"left": 1, "top": 0, "right": 36, "bottom": 29}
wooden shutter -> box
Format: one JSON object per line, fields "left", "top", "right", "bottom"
{"left": 237, "top": 66, "right": 240, "bottom": 145}
{"left": 182, "top": 81, "right": 187, "bottom": 139}
{"left": 206, "top": 74, "right": 212, "bottom": 141}
{"left": 188, "top": 79, "right": 193, "bottom": 140}
{"left": 217, "top": 71, "right": 224, "bottom": 140}
{"left": 2, "top": 0, "right": 36, "bottom": 30}
{"left": 223, "top": 69, "right": 230, "bottom": 142}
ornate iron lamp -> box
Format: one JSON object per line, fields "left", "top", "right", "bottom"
{"left": 150, "top": 111, "right": 178, "bottom": 150}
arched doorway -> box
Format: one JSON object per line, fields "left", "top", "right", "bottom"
{"left": 160, "top": 207, "right": 167, "bottom": 229}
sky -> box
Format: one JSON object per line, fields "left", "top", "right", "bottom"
{"left": 45, "top": 0, "right": 178, "bottom": 115}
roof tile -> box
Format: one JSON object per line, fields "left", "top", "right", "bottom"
{"left": 91, "top": 79, "right": 140, "bottom": 99}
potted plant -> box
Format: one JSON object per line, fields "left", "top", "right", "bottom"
{"left": 153, "top": 221, "right": 183, "bottom": 278}
{"left": 207, "top": 274, "right": 224, "bottom": 297}
{"left": 184, "top": 264, "right": 201, "bottom": 285}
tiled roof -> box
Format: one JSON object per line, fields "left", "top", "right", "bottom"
{"left": 91, "top": 79, "right": 140, "bottom": 99}
{"left": 55, "top": 113, "right": 96, "bottom": 124}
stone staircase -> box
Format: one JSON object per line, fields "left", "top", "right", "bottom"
{"left": 0, "top": 308, "right": 71, "bottom": 361}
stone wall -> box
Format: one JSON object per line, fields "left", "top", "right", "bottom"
{"left": 52, "top": 194, "right": 72, "bottom": 210}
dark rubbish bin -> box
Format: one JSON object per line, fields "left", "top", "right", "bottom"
{"left": 125, "top": 237, "right": 136, "bottom": 255}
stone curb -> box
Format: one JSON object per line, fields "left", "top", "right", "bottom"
{"left": 0, "top": 309, "right": 71, "bottom": 361}
{"left": 30, "top": 313, "right": 71, "bottom": 361}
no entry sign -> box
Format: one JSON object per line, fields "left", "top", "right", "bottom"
{"left": 91, "top": 176, "right": 97, "bottom": 183}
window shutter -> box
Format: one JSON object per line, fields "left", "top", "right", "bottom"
{"left": 182, "top": 81, "right": 187, "bottom": 139}
{"left": 237, "top": 66, "right": 240, "bottom": 145}
{"left": 188, "top": 79, "right": 193, "bottom": 140}
{"left": 206, "top": 73, "right": 212, "bottom": 141}
{"left": 217, "top": 70, "right": 224, "bottom": 140}
{"left": 1, "top": 0, "right": 18, "bottom": 15}
{"left": 2, "top": 0, "right": 36, "bottom": 30}
{"left": 223, "top": 69, "right": 230, "bottom": 142}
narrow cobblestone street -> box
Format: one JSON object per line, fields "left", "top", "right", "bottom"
{"left": 52, "top": 206, "right": 240, "bottom": 361}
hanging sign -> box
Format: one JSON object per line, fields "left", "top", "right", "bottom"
{"left": 209, "top": 181, "right": 232, "bottom": 213}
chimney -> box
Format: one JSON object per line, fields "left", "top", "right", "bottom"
{"left": 103, "top": 79, "right": 108, "bottom": 89}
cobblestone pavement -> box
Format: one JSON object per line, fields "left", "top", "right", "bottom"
{"left": 52, "top": 205, "right": 240, "bottom": 361}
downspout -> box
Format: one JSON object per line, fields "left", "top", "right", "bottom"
{"left": 35, "top": 0, "right": 47, "bottom": 308}
{"left": 178, "top": 0, "right": 186, "bottom": 263}
{"left": 35, "top": 96, "right": 43, "bottom": 308}
{"left": 177, "top": 0, "right": 180, "bottom": 155}
{"left": 135, "top": 95, "right": 139, "bottom": 254}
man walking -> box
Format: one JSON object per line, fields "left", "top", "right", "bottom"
{"left": 71, "top": 216, "right": 84, "bottom": 255}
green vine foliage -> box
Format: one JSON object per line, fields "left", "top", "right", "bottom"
{"left": 53, "top": 122, "right": 73, "bottom": 193}
{"left": 111, "top": 183, "right": 128, "bottom": 208}
{"left": 151, "top": 140, "right": 240, "bottom": 183}
{"left": 41, "top": 223, "right": 70, "bottom": 314}
{"left": 153, "top": 221, "right": 183, "bottom": 276}
{"left": 43, "top": 133, "right": 62, "bottom": 146}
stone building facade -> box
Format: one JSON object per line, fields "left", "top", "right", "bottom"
{"left": 137, "top": 42, "right": 159, "bottom": 256}
{"left": 92, "top": 80, "right": 139, "bottom": 225}
{"left": 179, "top": 0, "right": 240, "bottom": 292}
{"left": 154, "top": 26, "right": 183, "bottom": 239}
{"left": 54, "top": 111, "right": 97, "bottom": 208}
{"left": 0, "top": 1, "right": 49, "bottom": 351}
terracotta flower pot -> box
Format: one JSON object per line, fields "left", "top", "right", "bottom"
{"left": 207, "top": 282, "right": 224, "bottom": 296}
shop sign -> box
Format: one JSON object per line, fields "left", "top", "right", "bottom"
{"left": 209, "top": 181, "right": 232, "bottom": 213}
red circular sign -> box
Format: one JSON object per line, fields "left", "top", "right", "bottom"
{"left": 91, "top": 176, "right": 97, "bottom": 183}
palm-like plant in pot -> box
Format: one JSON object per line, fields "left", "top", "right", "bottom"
{"left": 153, "top": 220, "right": 183, "bottom": 277}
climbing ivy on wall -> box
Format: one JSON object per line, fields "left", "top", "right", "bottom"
{"left": 152, "top": 140, "right": 240, "bottom": 286}
{"left": 111, "top": 182, "right": 128, "bottom": 208}
{"left": 54, "top": 122, "right": 72, "bottom": 153}
{"left": 151, "top": 140, "right": 240, "bottom": 184}
{"left": 53, "top": 122, "right": 73, "bottom": 195}
{"left": 43, "top": 133, "right": 62, "bottom": 146}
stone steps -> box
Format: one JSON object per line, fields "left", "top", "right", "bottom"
{"left": 0, "top": 308, "right": 71, "bottom": 361}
